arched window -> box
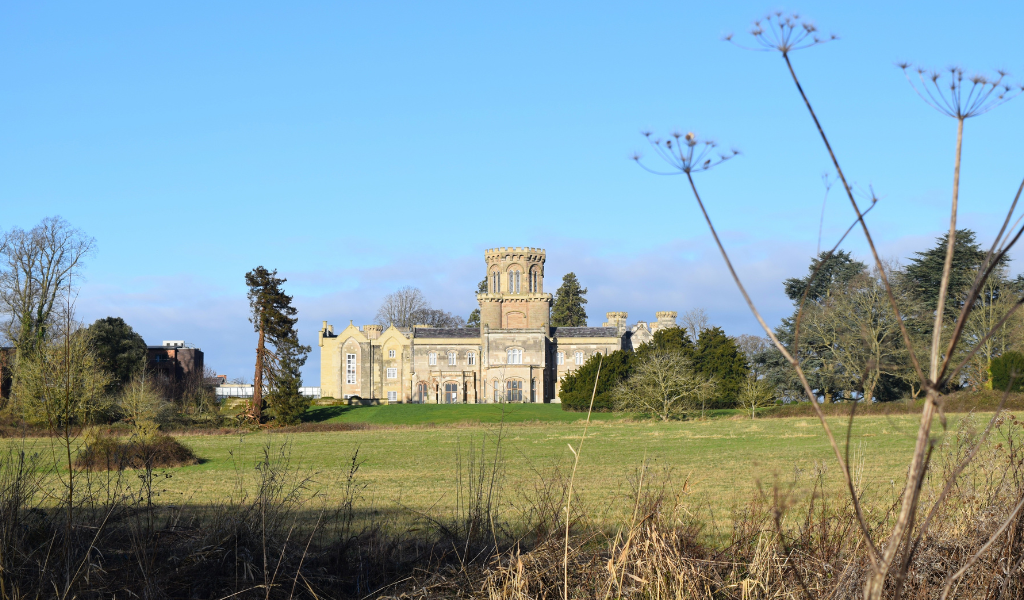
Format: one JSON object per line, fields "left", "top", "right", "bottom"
{"left": 529, "top": 267, "right": 538, "bottom": 293}
{"left": 506, "top": 379, "right": 523, "bottom": 402}
{"left": 493, "top": 379, "right": 501, "bottom": 402}
{"left": 447, "top": 351, "right": 457, "bottom": 366}
{"left": 467, "top": 351, "right": 476, "bottom": 366}
{"left": 416, "top": 382, "right": 428, "bottom": 403}
{"left": 574, "top": 351, "right": 584, "bottom": 365}
{"left": 444, "top": 382, "right": 458, "bottom": 404}
{"left": 428, "top": 352, "right": 437, "bottom": 366}
{"left": 491, "top": 271, "right": 500, "bottom": 293}
{"left": 514, "top": 270, "right": 520, "bottom": 293}
{"left": 507, "top": 348, "right": 522, "bottom": 364}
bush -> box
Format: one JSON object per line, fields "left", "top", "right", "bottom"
{"left": 75, "top": 432, "right": 200, "bottom": 470}
{"left": 991, "top": 351, "right": 1024, "bottom": 392}
{"left": 560, "top": 349, "right": 633, "bottom": 411}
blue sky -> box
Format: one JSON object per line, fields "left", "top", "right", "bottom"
{"left": 2, "top": 1, "right": 1022, "bottom": 383}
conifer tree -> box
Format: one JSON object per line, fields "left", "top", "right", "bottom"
{"left": 244, "top": 267, "right": 310, "bottom": 424}
{"left": 551, "top": 273, "right": 588, "bottom": 327}
{"left": 467, "top": 278, "right": 487, "bottom": 327}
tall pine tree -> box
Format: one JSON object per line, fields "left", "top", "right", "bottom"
{"left": 244, "top": 267, "right": 310, "bottom": 424}
{"left": 903, "top": 229, "right": 994, "bottom": 320}
{"left": 551, "top": 273, "right": 588, "bottom": 327}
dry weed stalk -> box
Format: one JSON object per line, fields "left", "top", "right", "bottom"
{"left": 636, "top": 11, "right": 1024, "bottom": 600}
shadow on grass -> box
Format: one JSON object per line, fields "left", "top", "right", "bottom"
{"left": 302, "top": 405, "right": 355, "bottom": 423}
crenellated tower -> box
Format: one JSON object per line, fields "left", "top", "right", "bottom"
{"left": 477, "top": 247, "right": 552, "bottom": 330}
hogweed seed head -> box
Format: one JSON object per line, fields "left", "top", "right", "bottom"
{"left": 633, "top": 130, "right": 739, "bottom": 175}
{"left": 729, "top": 12, "right": 835, "bottom": 55}
{"left": 899, "top": 63, "right": 1023, "bottom": 119}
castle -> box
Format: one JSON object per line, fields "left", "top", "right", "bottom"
{"left": 318, "top": 247, "right": 678, "bottom": 403}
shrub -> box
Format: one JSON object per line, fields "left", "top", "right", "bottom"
{"left": 560, "top": 349, "right": 633, "bottom": 411}
{"left": 991, "top": 351, "right": 1024, "bottom": 392}
{"left": 75, "top": 432, "right": 199, "bottom": 470}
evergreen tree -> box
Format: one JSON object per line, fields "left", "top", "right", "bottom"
{"left": 244, "top": 267, "right": 310, "bottom": 424}
{"left": 903, "top": 229, "right": 994, "bottom": 320}
{"left": 635, "top": 327, "right": 694, "bottom": 361}
{"left": 466, "top": 278, "right": 487, "bottom": 327}
{"left": 551, "top": 273, "right": 588, "bottom": 327}
{"left": 85, "top": 317, "right": 148, "bottom": 394}
{"left": 691, "top": 326, "right": 747, "bottom": 408}
{"left": 559, "top": 349, "right": 634, "bottom": 411}
{"left": 783, "top": 250, "right": 866, "bottom": 304}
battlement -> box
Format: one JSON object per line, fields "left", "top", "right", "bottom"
{"left": 484, "top": 247, "right": 546, "bottom": 259}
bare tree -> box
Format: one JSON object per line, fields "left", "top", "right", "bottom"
{"left": 410, "top": 307, "right": 466, "bottom": 328}
{"left": 613, "top": 351, "right": 717, "bottom": 421}
{"left": 679, "top": 307, "right": 710, "bottom": 338}
{"left": 0, "top": 217, "right": 94, "bottom": 353}
{"left": 737, "top": 374, "right": 775, "bottom": 419}
{"left": 375, "top": 286, "right": 429, "bottom": 328}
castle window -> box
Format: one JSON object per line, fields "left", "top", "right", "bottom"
{"left": 492, "top": 271, "right": 500, "bottom": 293}
{"left": 508, "top": 271, "right": 513, "bottom": 294}
{"left": 428, "top": 352, "right": 437, "bottom": 366}
{"left": 416, "top": 382, "right": 428, "bottom": 403}
{"left": 467, "top": 351, "right": 476, "bottom": 366}
{"left": 574, "top": 352, "right": 584, "bottom": 365}
{"left": 346, "top": 354, "right": 357, "bottom": 384}
{"left": 388, "top": 349, "right": 396, "bottom": 358}
{"left": 557, "top": 352, "right": 564, "bottom": 365}
{"left": 386, "top": 368, "right": 397, "bottom": 379}
{"left": 507, "top": 348, "right": 522, "bottom": 364}
{"left": 531, "top": 378, "right": 536, "bottom": 402}
{"left": 514, "top": 270, "right": 520, "bottom": 293}
{"left": 506, "top": 379, "right": 523, "bottom": 402}
{"left": 387, "top": 391, "right": 398, "bottom": 403}
{"left": 447, "top": 351, "right": 457, "bottom": 366}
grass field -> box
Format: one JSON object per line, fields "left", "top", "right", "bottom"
{"left": 9, "top": 407, "right": 1000, "bottom": 527}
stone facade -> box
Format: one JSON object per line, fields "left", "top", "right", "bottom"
{"left": 318, "top": 247, "right": 679, "bottom": 403}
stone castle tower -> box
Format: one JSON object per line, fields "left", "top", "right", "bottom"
{"left": 477, "top": 247, "right": 552, "bottom": 330}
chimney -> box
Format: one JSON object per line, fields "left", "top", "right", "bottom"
{"left": 364, "top": 325, "right": 383, "bottom": 340}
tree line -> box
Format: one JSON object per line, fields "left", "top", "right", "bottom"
{"left": 0, "top": 217, "right": 314, "bottom": 431}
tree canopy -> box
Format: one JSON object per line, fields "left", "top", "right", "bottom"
{"left": 85, "top": 317, "right": 148, "bottom": 394}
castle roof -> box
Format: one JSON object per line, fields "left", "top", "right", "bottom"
{"left": 412, "top": 327, "right": 482, "bottom": 339}
{"left": 551, "top": 327, "right": 620, "bottom": 338}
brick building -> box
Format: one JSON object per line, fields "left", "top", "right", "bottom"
{"left": 318, "top": 247, "right": 678, "bottom": 403}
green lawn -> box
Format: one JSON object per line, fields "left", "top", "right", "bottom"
{"left": 302, "top": 402, "right": 745, "bottom": 425}
{"left": 9, "top": 411, "right": 984, "bottom": 528}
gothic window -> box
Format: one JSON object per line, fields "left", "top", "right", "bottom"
{"left": 514, "top": 270, "right": 520, "bottom": 293}
{"left": 346, "top": 354, "right": 357, "bottom": 384}
{"left": 386, "top": 368, "right": 397, "bottom": 379}
{"left": 428, "top": 352, "right": 437, "bottom": 366}
{"left": 388, "top": 349, "right": 396, "bottom": 358}
{"left": 491, "top": 271, "right": 500, "bottom": 293}
{"left": 467, "top": 351, "right": 476, "bottom": 366}
{"left": 529, "top": 267, "right": 538, "bottom": 293}
{"left": 506, "top": 379, "right": 523, "bottom": 402}
{"left": 508, "top": 271, "right": 513, "bottom": 294}
{"left": 507, "top": 348, "right": 523, "bottom": 364}
{"left": 444, "top": 382, "right": 458, "bottom": 404}
{"left": 416, "top": 382, "right": 428, "bottom": 403}
{"left": 574, "top": 351, "right": 584, "bottom": 365}
{"left": 556, "top": 352, "right": 564, "bottom": 365}
{"left": 531, "top": 378, "right": 536, "bottom": 402}
{"left": 447, "top": 351, "right": 457, "bottom": 366}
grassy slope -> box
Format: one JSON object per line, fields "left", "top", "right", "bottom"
{"left": 302, "top": 403, "right": 626, "bottom": 425}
